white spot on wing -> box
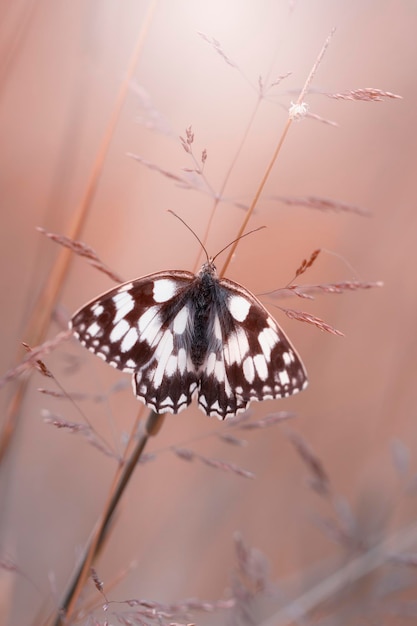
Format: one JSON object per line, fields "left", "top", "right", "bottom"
{"left": 92, "top": 304, "right": 104, "bottom": 317}
{"left": 153, "top": 330, "right": 174, "bottom": 387}
{"left": 228, "top": 295, "right": 251, "bottom": 322}
{"left": 87, "top": 322, "right": 101, "bottom": 338}
{"left": 178, "top": 393, "right": 188, "bottom": 406}
{"left": 138, "top": 306, "right": 162, "bottom": 345}
{"left": 225, "top": 328, "right": 248, "bottom": 365}
{"left": 279, "top": 370, "right": 290, "bottom": 386}
{"left": 243, "top": 357, "right": 255, "bottom": 383}
{"left": 214, "top": 359, "right": 225, "bottom": 382}
{"left": 166, "top": 354, "right": 178, "bottom": 376}
{"left": 121, "top": 327, "right": 138, "bottom": 352}
{"left": 112, "top": 292, "right": 135, "bottom": 324}
{"left": 173, "top": 307, "right": 188, "bottom": 334}
{"left": 178, "top": 348, "right": 187, "bottom": 374}
{"left": 160, "top": 403, "right": 175, "bottom": 413}
{"left": 253, "top": 354, "right": 268, "bottom": 381}
{"left": 110, "top": 319, "right": 130, "bottom": 342}
{"left": 153, "top": 279, "right": 177, "bottom": 303}
{"left": 258, "top": 327, "right": 279, "bottom": 361}
{"left": 214, "top": 315, "right": 222, "bottom": 340}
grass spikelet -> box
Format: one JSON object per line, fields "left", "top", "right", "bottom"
{"left": 237, "top": 411, "right": 295, "bottom": 430}
{"left": 197, "top": 32, "right": 238, "bottom": 68}
{"left": 38, "top": 228, "right": 124, "bottom": 283}
{"left": 281, "top": 308, "right": 345, "bottom": 336}
{"left": 292, "top": 249, "right": 321, "bottom": 281}
{"left": 276, "top": 195, "right": 372, "bottom": 216}
{"left": 172, "top": 447, "right": 255, "bottom": 479}
{"left": 285, "top": 429, "right": 331, "bottom": 496}
{"left": 327, "top": 88, "right": 402, "bottom": 101}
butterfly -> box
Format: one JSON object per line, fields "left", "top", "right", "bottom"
{"left": 70, "top": 254, "right": 308, "bottom": 419}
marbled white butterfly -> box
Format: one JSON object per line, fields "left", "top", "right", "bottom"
{"left": 70, "top": 231, "right": 308, "bottom": 419}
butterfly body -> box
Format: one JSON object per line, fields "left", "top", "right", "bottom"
{"left": 70, "top": 260, "right": 308, "bottom": 419}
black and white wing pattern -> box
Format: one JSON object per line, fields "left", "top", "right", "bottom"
{"left": 70, "top": 260, "right": 308, "bottom": 419}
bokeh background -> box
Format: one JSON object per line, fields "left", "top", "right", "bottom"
{"left": 1, "top": 1, "right": 417, "bottom": 624}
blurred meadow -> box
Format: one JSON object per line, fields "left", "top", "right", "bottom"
{"left": 1, "top": 1, "right": 417, "bottom": 624}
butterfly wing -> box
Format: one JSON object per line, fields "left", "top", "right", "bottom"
{"left": 70, "top": 270, "right": 200, "bottom": 414}
{"left": 197, "top": 276, "right": 308, "bottom": 419}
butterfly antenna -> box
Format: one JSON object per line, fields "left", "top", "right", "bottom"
{"left": 212, "top": 226, "right": 266, "bottom": 263}
{"left": 168, "top": 210, "right": 209, "bottom": 262}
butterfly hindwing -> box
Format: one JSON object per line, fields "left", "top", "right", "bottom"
{"left": 131, "top": 297, "right": 200, "bottom": 414}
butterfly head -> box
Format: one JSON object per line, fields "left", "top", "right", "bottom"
{"left": 198, "top": 258, "right": 218, "bottom": 279}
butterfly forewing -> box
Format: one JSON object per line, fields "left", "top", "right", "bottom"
{"left": 70, "top": 262, "right": 308, "bottom": 419}
{"left": 71, "top": 271, "right": 190, "bottom": 368}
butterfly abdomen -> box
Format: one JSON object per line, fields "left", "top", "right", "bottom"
{"left": 190, "top": 267, "right": 220, "bottom": 369}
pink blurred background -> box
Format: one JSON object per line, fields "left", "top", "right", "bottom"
{"left": 1, "top": 1, "right": 417, "bottom": 624}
